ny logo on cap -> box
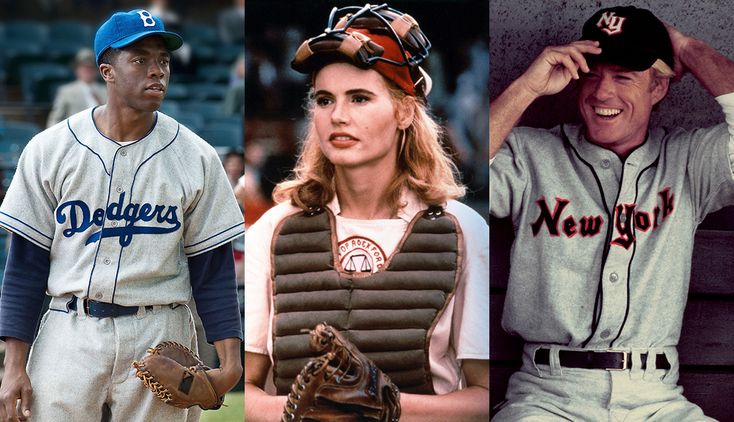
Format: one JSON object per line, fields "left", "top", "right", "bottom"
{"left": 596, "top": 11, "right": 626, "bottom": 36}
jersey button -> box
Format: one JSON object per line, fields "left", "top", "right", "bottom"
{"left": 609, "top": 272, "right": 619, "bottom": 283}
{"left": 103, "top": 257, "right": 111, "bottom": 265}
{"left": 600, "top": 329, "right": 611, "bottom": 339}
{"left": 120, "top": 150, "right": 127, "bottom": 157}
{"left": 95, "top": 292, "right": 103, "bottom": 299}
{"left": 115, "top": 186, "right": 123, "bottom": 193}
{"left": 600, "top": 159, "right": 611, "bottom": 169}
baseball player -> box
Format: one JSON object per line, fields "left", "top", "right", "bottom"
{"left": 244, "top": 4, "right": 489, "bottom": 421}
{"left": 490, "top": 6, "right": 734, "bottom": 420}
{"left": 0, "top": 10, "right": 244, "bottom": 421}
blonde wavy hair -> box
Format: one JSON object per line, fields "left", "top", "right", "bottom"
{"left": 273, "top": 79, "right": 466, "bottom": 213}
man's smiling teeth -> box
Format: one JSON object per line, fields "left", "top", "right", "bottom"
{"left": 333, "top": 136, "right": 355, "bottom": 141}
{"left": 594, "top": 107, "right": 622, "bottom": 117}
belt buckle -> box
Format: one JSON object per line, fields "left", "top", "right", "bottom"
{"left": 606, "top": 351, "right": 629, "bottom": 371}
{"left": 83, "top": 299, "right": 91, "bottom": 315}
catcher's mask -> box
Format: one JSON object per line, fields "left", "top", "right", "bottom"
{"left": 291, "top": 3, "right": 432, "bottom": 97}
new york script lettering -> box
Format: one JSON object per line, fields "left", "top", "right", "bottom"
{"left": 530, "top": 188, "right": 675, "bottom": 249}
{"left": 55, "top": 192, "right": 181, "bottom": 247}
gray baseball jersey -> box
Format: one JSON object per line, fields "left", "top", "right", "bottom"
{"left": 0, "top": 108, "right": 244, "bottom": 306}
{"left": 490, "top": 93, "right": 734, "bottom": 350}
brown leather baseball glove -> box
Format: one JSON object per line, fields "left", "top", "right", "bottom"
{"left": 282, "top": 323, "right": 401, "bottom": 422}
{"left": 132, "top": 341, "right": 224, "bottom": 410}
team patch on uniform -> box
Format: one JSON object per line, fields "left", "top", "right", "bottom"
{"left": 338, "top": 236, "right": 387, "bottom": 273}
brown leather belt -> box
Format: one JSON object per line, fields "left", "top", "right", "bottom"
{"left": 534, "top": 348, "right": 671, "bottom": 371}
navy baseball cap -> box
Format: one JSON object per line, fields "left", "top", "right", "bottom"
{"left": 581, "top": 6, "right": 674, "bottom": 71}
{"left": 94, "top": 9, "right": 183, "bottom": 65}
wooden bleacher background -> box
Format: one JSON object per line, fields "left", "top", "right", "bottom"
{"left": 490, "top": 206, "right": 734, "bottom": 420}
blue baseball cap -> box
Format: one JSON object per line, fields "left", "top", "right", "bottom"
{"left": 94, "top": 9, "right": 183, "bottom": 65}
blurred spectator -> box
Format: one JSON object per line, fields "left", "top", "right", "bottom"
{"left": 147, "top": 0, "right": 196, "bottom": 79}
{"left": 46, "top": 48, "right": 107, "bottom": 128}
{"left": 148, "top": 0, "right": 180, "bottom": 25}
{"left": 223, "top": 55, "right": 245, "bottom": 115}
{"left": 241, "top": 138, "right": 276, "bottom": 226}
{"left": 244, "top": 49, "right": 279, "bottom": 116}
{"left": 229, "top": 54, "right": 245, "bottom": 87}
{"left": 223, "top": 150, "right": 245, "bottom": 285}
{"left": 224, "top": 149, "right": 244, "bottom": 189}
{"left": 423, "top": 48, "right": 450, "bottom": 113}
{"left": 219, "top": 0, "right": 245, "bottom": 45}
{"left": 446, "top": 39, "right": 489, "bottom": 198}
{"left": 234, "top": 174, "right": 244, "bottom": 208}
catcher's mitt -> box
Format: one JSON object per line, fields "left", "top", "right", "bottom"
{"left": 132, "top": 341, "right": 224, "bottom": 410}
{"left": 282, "top": 323, "right": 401, "bottom": 422}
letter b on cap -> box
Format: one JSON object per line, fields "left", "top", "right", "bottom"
{"left": 137, "top": 10, "right": 156, "bottom": 27}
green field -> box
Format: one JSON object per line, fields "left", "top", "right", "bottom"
{"left": 200, "top": 392, "right": 244, "bottom": 422}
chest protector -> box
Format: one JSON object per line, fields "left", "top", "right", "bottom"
{"left": 271, "top": 206, "right": 461, "bottom": 395}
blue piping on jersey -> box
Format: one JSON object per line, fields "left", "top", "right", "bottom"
{"left": 85, "top": 147, "right": 121, "bottom": 300}
{"left": 0, "top": 221, "right": 51, "bottom": 251}
{"left": 131, "top": 124, "right": 180, "bottom": 177}
{"left": 85, "top": 224, "right": 181, "bottom": 246}
{"left": 110, "top": 123, "right": 180, "bottom": 304}
{"left": 91, "top": 107, "right": 159, "bottom": 147}
{"left": 185, "top": 231, "right": 244, "bottom": 257}
{"left": 184, "top": 222, "right": 244, "bottom": 248}
{"left": 68, "top": 117, "right": 111, "bottom": 177}
{"left": 0, "top": 211, "right": 53, "bottom": 241}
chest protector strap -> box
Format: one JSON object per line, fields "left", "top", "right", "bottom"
{"left": 271, "top": 206, "right": 461, "bottom": 394}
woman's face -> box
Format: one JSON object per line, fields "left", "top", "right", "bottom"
{"left": 313, "top": 62, "right": 402, "bottom": 173}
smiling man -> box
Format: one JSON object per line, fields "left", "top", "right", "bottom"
{"left": 490, "top": 6, "right": 734, "bottom": 420}
{"left": 0, "top": 9, "right": 244, "bottom": 421}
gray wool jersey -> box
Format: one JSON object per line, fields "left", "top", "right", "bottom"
{"left": 0, "top": 108, "right": 245, "bottom": 307}
{"left": 490, "top": 93, "right": 734, "bottom": 350}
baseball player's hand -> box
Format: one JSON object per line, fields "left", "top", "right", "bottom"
{"left": 0, "top": 364, "right": 32, "bottom": 422}
{"left": 205, "top": 365, "right": 242, "bottom": 397}
{"left": 664, "top": 23, "right": 692, "bottom": 80}
{"left": 517, "top": 40, "right": 602, "bottom": 98}
{"left": 210, "top": 337, "right": 244, "bottom": 397}
{"left": 0, "top": 339, "right": 32, "bottom": 422}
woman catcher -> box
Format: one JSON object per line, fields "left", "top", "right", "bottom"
{"left": 243, "top": 4, "right": 489, "bottom": 420}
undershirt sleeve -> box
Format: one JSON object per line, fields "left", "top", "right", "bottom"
{"left": 188, "top": 242, "right": 243, "bottom": 343}
{"left": 0, "top": 233, "right": 51, "bottom": 344}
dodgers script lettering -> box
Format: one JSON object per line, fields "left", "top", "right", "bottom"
{"left": 55, "top": 192, "right": 181, "bottom": 247}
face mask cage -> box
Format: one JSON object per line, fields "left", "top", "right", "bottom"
{"left": 292, "top": 3, "right": 432, "bottom": 71}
